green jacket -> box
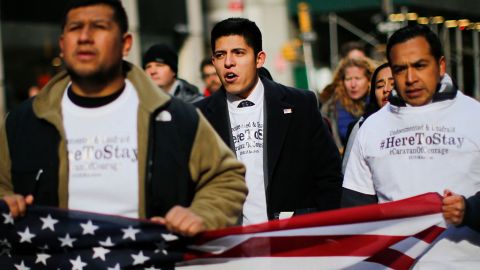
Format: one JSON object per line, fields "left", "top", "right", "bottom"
{"left": 0, "top": 62, "right": 247, "bottom": 229}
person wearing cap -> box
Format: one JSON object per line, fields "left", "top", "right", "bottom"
{"left": 342, "top": 24, "right": 480, "bottom": 267}
{"left": 143, "top": 44, "right": 202, "bottom": 103}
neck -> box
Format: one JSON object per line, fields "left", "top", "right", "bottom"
{"left": 71, "top": 75, "right": 125, "bottom": 98}
{"left": 161, "top": 79, "right": 177, "bottom": 93}
{"left": 237, "top": 76, "right": 259, "bottom": 99}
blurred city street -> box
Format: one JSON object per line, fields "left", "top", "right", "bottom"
{"left": 0, "top": 0, "right": 479, "bottom": 116}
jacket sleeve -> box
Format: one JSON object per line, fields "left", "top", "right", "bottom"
{"left": 341, "top": 187, "right": 378, "bottom": 207}
{"left": 462, "top": 192, "right": 480, "bottom": 232}
{"left": 308, "top": 91, "right": 343, "bottom": 211}
{"left": 188, "top": 112, "right": 247, "bottom": 229}
{"left": 0, "top": 115, "right": 13, "bottom": 198}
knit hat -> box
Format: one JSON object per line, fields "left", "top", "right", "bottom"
{"left": 143, "top": 44, "right": 178, "bottom": 73}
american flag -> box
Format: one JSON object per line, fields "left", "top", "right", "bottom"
{"left": 1, "top": 193, "right": 448, "bottom": 270}
{"left": 180, "top": 193, "right": 447, "bottom": 270}
{"left": 0, "top": 201, "right": 186, "bottom": 269}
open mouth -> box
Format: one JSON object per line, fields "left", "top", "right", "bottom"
{"left": 224, "top": 72, "right": 238, "bottom": 83}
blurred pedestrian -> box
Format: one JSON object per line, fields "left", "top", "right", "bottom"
{"left": 342, "top": 63, "right": 394, "bottom": 172}
{"left": 320, "top": 57, "right": 375, "bottom": 149}
{"left": 199, "top": 58, "right": 222, "bottom": 97}
{"left": 340, "top": 41, "right": 367, "bottom": 60}
{"left": 144, "top": 44, "right": 202, "bottom": 103}
{"left": 0, "top": 0, "right": 247, "bottom": 237}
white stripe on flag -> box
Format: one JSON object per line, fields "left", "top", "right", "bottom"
{"left": 389, "top": 236, "right": 431, "bottom": 259}
{"left": 189, "top": 213, "right": 445, "bottom": 254}
{"left": 178, "top": 257, "right": 391, "bottom": 270}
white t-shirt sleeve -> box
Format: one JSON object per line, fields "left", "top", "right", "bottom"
{"left": 342, "top": 126, "right": 376, "bottom": 195}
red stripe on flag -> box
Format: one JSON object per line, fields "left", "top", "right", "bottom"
{"left": 196, "top": 193, "right": 442, "bottom": 242}
{"left": 185, "top": 234, "right": 406, "bottom": 260}
{"left": 366, "top": 248, "right": 415, "bottom": 270}
{"left": 413, "top": 225, "right": 445, "bottom": 243}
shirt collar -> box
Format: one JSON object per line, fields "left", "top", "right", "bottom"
{"left": 226, "top": 77, "right": 264, "bottom": 108}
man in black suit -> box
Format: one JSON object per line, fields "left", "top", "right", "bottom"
{"left": 195, "top": 18, "right": 342, "bottom": 225}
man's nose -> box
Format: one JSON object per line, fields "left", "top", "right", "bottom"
{"left": 78, "top": 26, "right": 93, "bottom": 43}
{"left": 224, "top": 54, "right": 235, "bottom": 67}
{"left": 406, "top": 67, "right": 417, "bottom": 84}
{"left": 146, "top": 67, "right": 155, "bottom": 75}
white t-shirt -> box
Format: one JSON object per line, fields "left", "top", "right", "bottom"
{"left": 62, "top": 80, "right": 139, "bottom": 218}
{"left": 227, "top": 79, "right": 267, "bottom": 225}
{"left": 344, "top": 91, "right": 480, "bottom": 268}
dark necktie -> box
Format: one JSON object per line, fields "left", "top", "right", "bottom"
{"left": 237, "top": 100, "right": 255, "bottom": 108}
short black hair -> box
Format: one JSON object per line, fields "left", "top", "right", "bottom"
{"left": 61, "top": 0, "right": 129, "bottom": 34}
{"left": 200, "top": 58, "right": 213, "bottom": 74}
{"left": 340, "top": 41, "right": 366, "bottom": 58}
{"left": 211, "top": 18, "right": 262, "bottom": 55}
{"left": 386, "top": 24, "right": 443, "bottom": 63}
{"left": 364, "top": 63, "right": 390, "bottom": 119}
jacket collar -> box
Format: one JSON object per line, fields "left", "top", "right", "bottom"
{"left": 204, "top": 86, "right": 232, "bottom": 147}
{"left": 32, "top": 61, "right": 171, "bottom": 122}
{"left": 262, "top": 77, "right": 293, "bottom": 182}
{"left": 388, "top": 73, "right": 457, "bottom": 107}
{"left": 206, "top": 77, "right": 294, "bottom": 184}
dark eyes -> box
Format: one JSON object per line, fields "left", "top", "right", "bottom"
{"left": 66, "top": 22, "right": 109, "bottom": 32}
{"left": 213, "top": 52, "right": 225, "bottom": 59}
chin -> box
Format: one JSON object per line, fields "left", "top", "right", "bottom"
{"left": 224, "top": 87, "right": 243, "bottom": 95}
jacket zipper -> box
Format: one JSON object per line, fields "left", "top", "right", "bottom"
{"left": 35, "top": 169, "right": 44, "bottom": 181}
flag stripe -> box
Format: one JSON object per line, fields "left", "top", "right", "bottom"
{"left": 188, "top": 214, "right": 444, "bottom": 254}
{"left": 412, "top": 225, "right": 445, "bottom": 244}
{"left": 186, "top": 234, "right": 407, "bottom": 260}
{"left": 365, "top": 248, "right": 415, "bottom": 270}
{"left": 183, "top": 193, "right": 446, "bottom": 270}
{"left": 196, "top": 192, "right": 442, "bottom": 241}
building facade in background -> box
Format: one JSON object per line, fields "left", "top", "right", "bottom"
{"left": 0, "top": 0, "right": 479, "bottom": 117}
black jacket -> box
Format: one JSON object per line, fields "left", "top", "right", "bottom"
{"left": 6, "top": 97, "right": 198, "bottom": 218}
{"left": 195, "top": 77, "right": 343, "bottom": 219}
{"left": 172, "top": 78, "right": 203, "bottom": 103}
{"left": 0, "top": 63, "right": 247, "bottom": 229}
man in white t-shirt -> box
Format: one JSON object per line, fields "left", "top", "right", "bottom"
{"left": 196, "top": 18, "right": 342, "bottom": 225}
{"left": 0, "top": 0, "right": 247, "bottom": 237}
{"left": 342, "top": 24, "right": 480, "bottom": 267}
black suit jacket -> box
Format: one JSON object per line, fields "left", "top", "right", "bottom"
{"left": 195, "top": 77, "right": 342, "bottom": 219}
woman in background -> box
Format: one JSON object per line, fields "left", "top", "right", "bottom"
{"left": 320, "top": 58, "right": 375, "bottom": 150}
{"left": 342, "top": 63, "right": 394, "bottom": 173}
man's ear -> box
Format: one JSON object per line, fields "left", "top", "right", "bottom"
{"left": 438, "top": 56, "right": 446, "bottom": 77}
{"left": 256, "top": 51, "right": 266, "bottom": 68}
{"left": 59, "top": 35, "right": 65, "bottom": 58}
{"left": 122, "top": 33, "right": 133, "bottom": 57}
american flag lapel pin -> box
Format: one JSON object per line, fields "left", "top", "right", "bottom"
{"left": 283, "top": 108, "right": 292, "bottom": 114}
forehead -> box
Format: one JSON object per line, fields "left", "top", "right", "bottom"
{"left": 214, "top": 35, "right": 250, "bottom": 50}
{"left": 390, "top": 36, "right": 433, "bottom": 63}
{"left": 376, "top": 67, "right": 392, "bottom": 79}
{"left": 345, "top": 66, "right": 366, "bottom": 76}
{"left": 203, "top": 64, "right": 215, "bottom": 71}
{"left": 65, "top": 4, "right": 114, "bottom": 24}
